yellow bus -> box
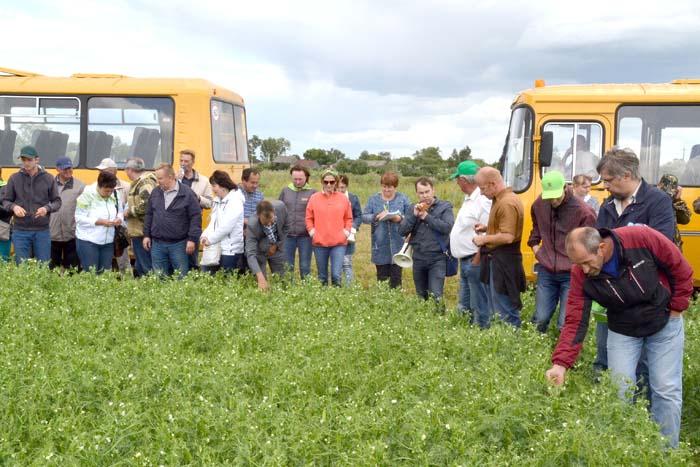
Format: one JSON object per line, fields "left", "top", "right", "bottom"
{"left": 501, "top": 79, "right": 700, "bottom": 286}
{"left": 0, "top": 66, "right": 249, "bottom": 183}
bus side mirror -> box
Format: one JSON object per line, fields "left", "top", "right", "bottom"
{"left": 539, "top": 131, "right": 553, "bottom": 167}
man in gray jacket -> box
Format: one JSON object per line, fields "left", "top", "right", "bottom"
{"left": 278, "top": 165, "right": 316, "bottom": 278}
{"left": 49, "top": 157, "right": 85, "bottom": 270}
{"left": 245, "top": 200, "right": 289, "bottom": 290}
{"left": 1, "top": 145, "right": 62, "bottom": 264}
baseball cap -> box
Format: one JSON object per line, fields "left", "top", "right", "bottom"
{"left": 55, "top": 157, "right": 73, "bottom": 170}
{"left": 124, "top": 158, "right": 145, "bottom": 170}
{"left": 19, "top": 145, "right": 38, "bottom": 158}
{"left": 658, "top": 174, "right": 678, "bottom": 196}
{"left": 541, "top": 170, "right": 565, "bottom": 200}
{"left": 96, "top": 158, "right": 117, "bottom": 170}
{"left": 449, "top": 160, "right": 480, "bottom": 180}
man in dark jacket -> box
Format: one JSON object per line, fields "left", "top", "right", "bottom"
{"left": 546, "top": 226, "right": 693, "bottom": 448}
{"left": 593, "top": 147, "right": 675, "bottom": 373}
{"left": 143, "top": 164, "right": 202, "bottom": 278}
{"left": 49, "top": 157, "right": 85, "bottom": 270}
{"left": 1, "top": 145, "right": 62, "bottom": 264}
{"left": 245, "top": 200, "right": 289, "bottom": 290}
{"left": 528, "top": 170, "right": 596, "bottom": 333}
{"left": 399, "top": 177, "right": 454, "bottom": 304}
{"left": 278, "top": 165, "right": 316, "bottom": 279}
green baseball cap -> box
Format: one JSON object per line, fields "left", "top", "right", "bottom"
{"left": 19, "top": 145, "right": 38, "bottom": 158}
{"left": 541, "top": 170, "right": 565, "bottom": 199}
{"left": 449, "top": 160, "right": 480, "bottom": 180}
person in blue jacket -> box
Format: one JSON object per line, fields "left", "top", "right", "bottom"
{"left": 593, "top": 146, "right": 675, "bottom": 375}
{"left": 362, "top": 172, "right": 412, "bottom": 288}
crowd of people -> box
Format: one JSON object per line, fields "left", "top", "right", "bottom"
{"left": 0, "top": 143, "right": 699, "bottom": 447}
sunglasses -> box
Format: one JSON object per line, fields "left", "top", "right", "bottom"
{"left": 322, "top": 180, "right": 336, "bottom": 185}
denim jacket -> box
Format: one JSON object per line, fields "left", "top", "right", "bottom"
{"left": 362, "top": 192, "right": 411, "bottom": 265}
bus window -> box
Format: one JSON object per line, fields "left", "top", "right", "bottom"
{"left": 0, "top": 96, "right": 80, "bottom": 168}
{"left": 211, "top": 100, "right": 247, "bottom": 163}
{"left": 502, "top": 107, "right": 533, "bottom": 193}
{"left": 234, "top": 105, "right": 249, "bottom": 162}
{"left": 542, "top": 122, "right": 602, "bottom": 181}
{"left": 618, "top": 105, "right": 700, "bottom": 186}
{"left": 87, "top": 97, "right": 174, "bottom": 169}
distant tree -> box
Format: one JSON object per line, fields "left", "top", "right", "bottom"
{"left": 336, "top": 159, "right": 369, "bottom": 175}
{"left": 259, "top": 137, "right": 291, "bottom": 163}
{"left": 303, "top": 148, "right": 332, "bottom": 166}
{"left": 448, "top": 146, "right": 472, "bottom": 167}
{"left": 328, "top": 148, "right": 346, "bottom": 164}
{"left": 359, "top": 150, "right": 391, "bottom": 161}
{"left": 303, "top": 148, "right": 346, "bottom": 166}
{"left": 248, "top": 135, "right": 262, "bottom": 162}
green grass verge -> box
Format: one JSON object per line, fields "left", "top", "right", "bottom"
{"left": 0, "top": 263, "right": 697, "bottom": 465}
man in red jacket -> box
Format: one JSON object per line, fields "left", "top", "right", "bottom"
{"left": 546, "top": 226, "right": 693, "bottom": 448}
{"left": 528, "top": 170, "right": 596, "bottom": 333}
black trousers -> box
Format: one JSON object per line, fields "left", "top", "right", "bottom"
{"left": 376, "top": 263, "right": 402, "bottom": 289}
{"left": 50, "top": 239, "right": 79, "bottom": 270}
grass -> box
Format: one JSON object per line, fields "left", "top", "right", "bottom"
{"left": 0, "top": 263, "right": 697, "bottom": 465}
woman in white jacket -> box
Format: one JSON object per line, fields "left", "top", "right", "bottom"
{"left": 74, "top": 171, "right": 122, "bottom": 273}
{"left": 200, "top": 170, "right": 245, "bottom": 273}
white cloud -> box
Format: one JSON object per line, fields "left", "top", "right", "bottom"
{"left": 3, "top": 0, "right": 700, "bottom": 164}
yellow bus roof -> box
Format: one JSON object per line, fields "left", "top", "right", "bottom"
{"left": 513, "top": 80, "right": 700, "bottom": 106}
{"left": 0, "top": 67, "right": 244, "bottom": 105}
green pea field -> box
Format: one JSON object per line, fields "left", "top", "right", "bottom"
{"left": 0, "top": 171, "right": 698, "bottom": 464}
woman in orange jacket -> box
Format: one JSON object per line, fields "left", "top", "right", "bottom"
{"left": 305, "top": 169, "right": 352, "bottom": 286}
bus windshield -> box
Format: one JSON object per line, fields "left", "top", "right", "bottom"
{"left": 617, "top": 105, "right": 700, "bottom": 187}
{"left": 502, "top": 106, "right": 533, "bottom": 192}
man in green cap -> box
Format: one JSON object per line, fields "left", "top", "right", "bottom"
{"left": 1, "top": 145, "right": 62, "bottom": 264}
{"left": 449, "top": 160, "right": 492, "bottom": 327}
{"left": 527, "top": 170, "right": 596, "bottom": 333}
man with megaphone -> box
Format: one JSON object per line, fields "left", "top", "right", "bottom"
{"left": 399, "top": 177, "right": 454, "bottom": 308}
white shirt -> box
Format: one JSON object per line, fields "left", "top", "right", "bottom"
{"left": 613, "top": 180, "right": 642, "bottom": 216}
{"left": 450, "top": 187, "right": 491, "bottom": 258}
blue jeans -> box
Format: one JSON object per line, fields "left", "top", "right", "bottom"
{"left": 487, "top": 265, "right": 521, "bottom": 328}
{"left": 220, "top": 253, "right": 243, "bottom": 273}
{"left": 342, "top": 254, "right": 354, "bottom": 286}
{"left": 285, "top": 235, "right": 312, "bottom": 279}
{"left": 187, "top": 240, "right": 200, "bottom": 271}
{"left": 607, "top": 317, "right": 684, "bottom": 448}
{"left": 459, "top": 256, "right": 491, "bottom": 328}
{"left": 594, "top": 322, "right": 609, "bottom": 371}
{"left": 532, "top": 265, "right": 570, "bottom": 333}
{"left": 412, "top": 255, "right": 446, "bottom": 301}
{"left": 12, "top": 229, "right": 51, "bottom": 264}
{"left": 313, "top": 245, "right": 346, "bottom": 286}
{"left": 76, "top": 239, "right": 113, "bottom": 274}
{"left": 151, "top": 239, "right": 189, "bottom": 279}
{"left": 0, "top": 239, "right": 10, "bottom": 261}
{"left": 131, "top": 237, "right": 152, "bottom": 277}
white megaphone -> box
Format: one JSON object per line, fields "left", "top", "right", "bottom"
{"left": 393, "top": 234, "right": 413, "bottom": 268}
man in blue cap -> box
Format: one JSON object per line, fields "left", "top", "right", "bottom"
{"left": 449, "top": 160, "right": 492, "bottom": 327}
{"left": 1, "top": 145, "right": 62, "bottom": 263}
{"left": 527, "top": 170, "right": 596, "bottom": 333}
{"left": 50, "top": 156, "right": 85, "bottom": 270}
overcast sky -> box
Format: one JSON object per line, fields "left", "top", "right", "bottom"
{"left": 3, "top": 0, "right": 700, "bottom": 162}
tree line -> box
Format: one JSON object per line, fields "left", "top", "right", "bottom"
{"left": 247, "top": 135, "right": 493, "bottom": 179}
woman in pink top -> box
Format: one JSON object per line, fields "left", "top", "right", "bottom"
{"left": 305, "top": 169, "right": 352, "bottom": 286}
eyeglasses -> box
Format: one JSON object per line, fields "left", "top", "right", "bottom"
{"left": 322, "top": 180, "right": 336, "bottom": 185}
